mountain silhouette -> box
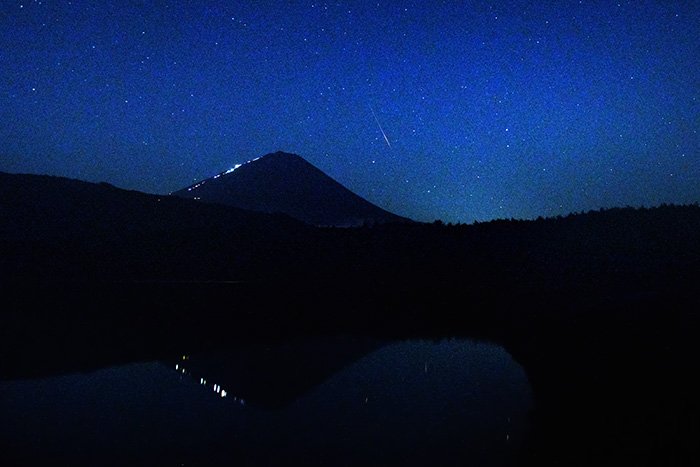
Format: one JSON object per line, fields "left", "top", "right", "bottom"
{"left": 0, "top": 170, "right": 312, "bottom": 281}
{"left": 172, "top": 151, "right": 411, "bottom": 226}
{"left": 2, "top": 166, "right": 700, "bottom": 467}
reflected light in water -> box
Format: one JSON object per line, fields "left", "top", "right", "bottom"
{"left": 173, "top": 358, "right": 244, "bottom": 405}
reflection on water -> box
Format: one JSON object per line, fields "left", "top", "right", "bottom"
{"left": 175, "top": 355, "right": 241, "bottom": 404}
{"left": 0, "top": 338, "right": 532, "bottom": 466}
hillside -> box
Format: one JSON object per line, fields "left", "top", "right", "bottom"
{"left": 172, "top": 151, "right": 411, "bottom": 227}
{"left": 0, "top": 171, "right": 311, "bottom": 282}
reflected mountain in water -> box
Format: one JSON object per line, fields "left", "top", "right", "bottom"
{"left": 166, "top": 336, "right": 384, "bottom": 408}
{"left": 0, "top": 338, "right": 532, "bottom": 467}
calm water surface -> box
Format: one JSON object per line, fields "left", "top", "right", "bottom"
{"left": 0, "top": 339, "right": 532, "bottom": 466}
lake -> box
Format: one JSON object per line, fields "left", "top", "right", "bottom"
{"left": 0, "top": 338, "right": 532, "bottom": 466}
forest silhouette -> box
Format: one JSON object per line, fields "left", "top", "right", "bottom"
{"left": 1, "top": 171, "right": 699, "bottom": 466}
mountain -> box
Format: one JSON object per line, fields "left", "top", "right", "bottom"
{"left": 0, "top": 171, "right": 312, "bottom": 281}
{"left": 172, "top": 151, "right": 412, "bottom": 227}
{"left": 3, "top": 168, "right": 700, "bottom": 467}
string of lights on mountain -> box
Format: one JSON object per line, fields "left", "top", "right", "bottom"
{"left": 1, "top": 1, "right": 697, "bottom": 223}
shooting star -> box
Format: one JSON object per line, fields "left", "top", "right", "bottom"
{"left": 369, "top": 104, "right": 391, "bottom": 148}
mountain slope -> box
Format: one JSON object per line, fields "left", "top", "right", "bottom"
{"left": 172, "top": 151, "right": 411, "bottom": 226}
{"left": 0, "top": 171, "right": 311, "bottom": 281}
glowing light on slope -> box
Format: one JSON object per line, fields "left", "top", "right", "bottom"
{"left": 223, "top": 163, "right": 243, "bottom": 175}
{"left": 187, "top": 156, "right": 263, "bottom": 192}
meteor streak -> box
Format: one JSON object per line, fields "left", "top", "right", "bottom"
{"left": 369, "top": 104, "right": 391, "bottom": 148}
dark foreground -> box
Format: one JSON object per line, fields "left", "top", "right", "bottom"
{"left": 1, "top": 277, "right": 698, "bottom": 467}
{"left": 1, "top": 174, "right": 699, "bottom": 465}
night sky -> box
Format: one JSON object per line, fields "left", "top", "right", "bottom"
{"left": 1, "top": 1, "right": 698, "bottom": 223}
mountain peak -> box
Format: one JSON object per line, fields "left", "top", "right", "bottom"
{"left": 173, "top": 152, "right": 411, "bottom": 227}
{"left": 267, "top": 150, "right": 300, "bottom": 158}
